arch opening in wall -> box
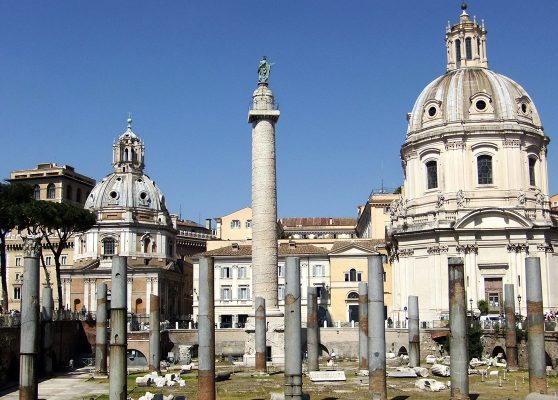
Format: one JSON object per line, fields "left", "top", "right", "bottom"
{"left": 397, "top": 346, "right": 408, "bottom": 356}
{"left": 73, "top": 298, "right": 81, "bottom": 311}
{"left": 127, "top": 349, "right": 148, "bottom": 367}
{"left": 491, "top": 346, "right": 506, "bottom": 360}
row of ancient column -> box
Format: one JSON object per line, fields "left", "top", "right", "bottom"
{"left": 196, "top": 254, "right": 550, "bottom": 400}
{"left": 17, "top": 240, "right": 162, "bottom": 400}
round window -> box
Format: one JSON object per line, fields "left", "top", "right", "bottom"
{"left": 521, "top": 103, "right": 528, "bottom": 114}
{"left": 428, "top": 106, "right": 437, "bottom": 117}
{"left": 116, "top": 177, "right": 122, "bottom": 182}
{"left": 140, "top": 192, "right": 148, "bottom": 200}
{"left": 109, "top": 191, "right": 118, "bottom": 199}
{"left": 476, "top": 100, "right": 487, "bottom": 111}
{"left": 136, "top": 178, "right": 143, "bottom": 183}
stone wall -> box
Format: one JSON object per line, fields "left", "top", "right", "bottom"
{"left": 0, "top": 320, "right": 91, "bottom": 390}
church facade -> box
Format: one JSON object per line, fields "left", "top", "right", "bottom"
{"left": 388, "top": 5, "right": 557, "bottom": 323}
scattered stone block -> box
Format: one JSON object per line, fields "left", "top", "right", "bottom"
{"left": 413, "top": 367, "right": 429, "bottom": 377}
{"left": 135, "top": 376, "right": 151, "bottom": 387}
{"left": 425, "top": 355, "right": 437, "bottom": 364}
{"left": 489, "top": 370, "right": 499, "bottom": 376}
{"left": 180, "top": 364, "right": 193, "bottom": 373}
{"left": 431, "top": 364, "right": 450, "bottom": 377}
{"left": 388, "top": 370, "right": 417, "bottom": 378}
{"left": 386, "top": 352, "right": 396, "bottom": 359}
{"left": 415, "top": 378, "right": 447, "bottom": 392}
{"left": 309, "top": 371, "right": 346, "bottom": 382}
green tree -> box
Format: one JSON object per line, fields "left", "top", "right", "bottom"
{"left": 0, "top": 182, "right": 34, "bottom": 312}
{"left": 468, "top": 319, "right": 484, "bottom": 359}
{"left": 19, "top": 201, "right": 96, "bottom": 310}
{"left": 477, "top": 299, "right": 489, "bottom": 315}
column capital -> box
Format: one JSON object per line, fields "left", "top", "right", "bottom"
{"left": 22, "top": 234, "right": 42, "bottom": 258}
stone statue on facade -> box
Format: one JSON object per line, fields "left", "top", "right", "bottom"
{"left": 258, "top": 57, "right": 272, "bottom": 84}
{"left": 517, "top": 191, "right": 526, "bottom": 205}
{"left": 436, "top": 192, "right": 445, "bottom": 209}
{"left": 456, "top": 189, "right": 466, "bottom": 208}
{"left": 535, "top": 189, "right": 545, "bottom": 206}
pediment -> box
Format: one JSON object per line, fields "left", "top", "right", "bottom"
{"left": 454, "top": 208, "right": 532, "bottom": 230}
{"left": 329, "top": 244, "right": 379, "bottom": 256}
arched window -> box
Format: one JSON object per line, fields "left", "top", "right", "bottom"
{"left": 103, "top": 238, "right": 115, "bottom": 256}
{"left": 347, "top": 291, "right": 359, "bottom": 300}
{"left": 33, "top": 185, "right": 40, "bottom": 200}
{"left": 47, "top": 183, "right": 56, "bottom": 199}
{"left": 124, "top": 148, "right": 129, "bottom": 161}
{"left": 477, "top": 155, "right": 493, "bottom": 184}
{"left": 66, "top": 185, "right": 73, "bottom": 200}
{"left": 465, "top": 37, "right": 472, "bottom": 60}
{"left": 455, "top": 39, "right": 461, "bottom": 63}
{"left": 426, "top": 160, "right": 438, "bottom": 189}
{"left": 529, "top": 157, "right": 537, "bottom": 186}
{"left": 76, "top": 188, "right": 82, "bottom": 203}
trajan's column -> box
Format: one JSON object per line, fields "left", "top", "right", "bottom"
{"left": 248, "top": 57, "right": 281, "bottom": 316}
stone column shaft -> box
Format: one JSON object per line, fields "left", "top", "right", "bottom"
{"left": 255, "top": 297, "right": 267, "bottom": 373}
{"left": 307, "top": 286, "right": 319, "bottom": 372}
{"left": 526, "top": 257, "right": 547, "bottom": 394}
{"left": 408, "top": 295, "right": 420, "bottom": 368}
{"left": 198, "top": 257, "right": 216, "bottom": 400}
{"left": 95, "top": 283, "right": 108, "bottom": 374}
{"left": 358, "top": 282, "right": 368, "bottom": 370}
{"left": 284, "top": 257, "right": 302, "bottom": 399}
{"left": 19, "top": 235, "right": 41, "bottom": 400}
{"left": 109, "top": 256, "right": 127, "bottom": 400}
{"left": 368, "top": 255, "right": 386, "bottom": 400}
{"left": 448, "top": 257, "right": 469, "bottom": 400}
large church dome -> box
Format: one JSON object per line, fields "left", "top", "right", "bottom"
{"left": 84, "top": 118, "right": 171, "bottom": 225}
{"left": 408, "top": 68, "right": 543, "bottom": 136}
{"left": 85, "top": 172, "right": 168, "bottom": 213}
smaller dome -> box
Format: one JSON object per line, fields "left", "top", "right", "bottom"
{"left": 85, "top": 173, "right": 168, "bottom": 215}
{"left": 407, "top": 68, "right": 542, "bottom": 137}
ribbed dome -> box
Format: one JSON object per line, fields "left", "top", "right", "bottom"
{"left": 85, "top": 172, "right": 168, "bottom": 214}
{"left": 407, "top": 68, "right": 542, "bottom": 136}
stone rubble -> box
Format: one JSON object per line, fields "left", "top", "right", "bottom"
{"left": 415, "top": 378, "right": 448, "bottom": 392}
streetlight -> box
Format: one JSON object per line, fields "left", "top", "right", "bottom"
{"left": 517, "top": 294, "right": 522, "bottom": 322}
{"left": 404, "top": 306, "right": 408, "bottom": 328}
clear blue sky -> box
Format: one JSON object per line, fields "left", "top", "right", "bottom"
{"left": 1, "top": 1, "right": 557, "bottom": 222}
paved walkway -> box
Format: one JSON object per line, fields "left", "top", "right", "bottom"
{"left": 1, "top": 370, "right": 108, "bottom": 400}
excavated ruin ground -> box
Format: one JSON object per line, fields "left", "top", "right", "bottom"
{"left": 89, "top": 360, "right": 558, "bottom": 400}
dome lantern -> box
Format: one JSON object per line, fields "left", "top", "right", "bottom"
{"left": 445, "top": 3, "right": 488, "bottom": 71}
{"left": 112, "top": 116, "right": 145, "bottom": 174}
